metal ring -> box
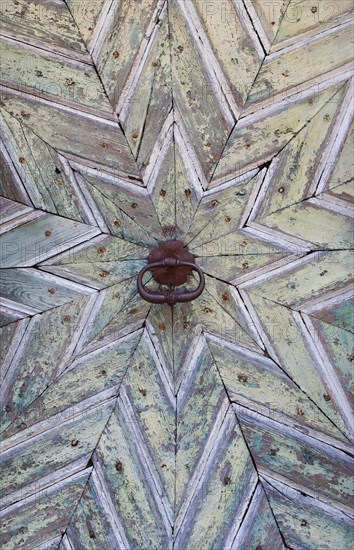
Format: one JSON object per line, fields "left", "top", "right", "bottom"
{"left": 137, "top": 259, "right": 205, "bottom": 305}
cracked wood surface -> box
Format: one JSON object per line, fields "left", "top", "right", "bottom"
{"left": 0, "top": 1, "right": 353, "bottom": 549}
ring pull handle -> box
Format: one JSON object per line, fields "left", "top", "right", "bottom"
{"left": 137, "top": 258, "right": 205, "bottom": 305}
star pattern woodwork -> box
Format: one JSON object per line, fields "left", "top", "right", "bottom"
{"left": 0, "top": 1, "right": 353, "bottom": 549}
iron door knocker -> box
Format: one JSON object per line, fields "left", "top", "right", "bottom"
{"left": 137, "top": 240, "right": 205, "bottom": 305}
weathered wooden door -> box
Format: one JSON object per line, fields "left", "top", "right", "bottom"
{"left": 0, "top": 1, "right": 353, "bottom": 548}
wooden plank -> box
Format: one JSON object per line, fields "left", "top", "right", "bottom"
{"left": 327, "top": 181, "right": 354, "bottom": 204}
{"left": 94, "top": 397, "right": 172, "bottom": 548}
{"left": 40, "top": 259, "right": 146, "bottom": 290}
{"left": 172, "top": 287, "right": 259, "bottom": 384}
{"left": 273, "top": 0, "right": 354, "bottom": 50}
{"left": 310, "top": 318, "right": 354, "bottom": 411}
{"left": 0, "top": 318, "right": 29, "bottom": 381}
{"left": 120, "top": 332, "right": 175, "bottom": 507}
{"left": 176, "top": 406, "right": 257, "bottom": 550}
{"left": 85, "top": 293, "right": 150, "bottom": 354}
{"left": 0, "top": 142, "right": 32, "bottom": 206}
{"left": 260, "top": 198, "right": 354, "bottom": 249}
{"left": 255, "top": 86, "right": 347, "bottom": 218}
{"left": 39, "top": 233, "right": 150, "bottom": 289}
{"left": 41, "top": 234, "right": 150, "bottom": 265}
{"left": 0, "top": 471, "right": 90, "bottom": 550}
{"left": 83, "top": 174, "right": 163, "bottom": 240}
{"left": 327, "top": 118, "right": 354, "bottom": 190}
{"left": 231, "top": 483, "right": 285, "bottom": 550}
{"left": 145, "top": 304, "right": 174, "bottom": 390}
{"left": 174, "top": 131, "right": 202, "bottom": 240}
{"left": 1, "top": 295, "right": 94, "bottom": 433}
{"left": 209, "top": 338, "right": 346, "bottom": 443}
{"left": 246, "top": 23, "right": 353, "bottom": 109}
{"left": 120, "top": 6, "right": 173, "bottom": 171}
{"left": 1, "top": 106, "right": 101, "bottom": 224}
{"left": 197, "top": 253, "right": 289, "bottom": 286}
{"left": 0, "top": 211, "right": 100, "bottom": 267}
{"left": 212, "top": 82, "right": 345, "bottom": 182}
{"left": 246, "top": 0, "right": 289, "bottom": 51}
{"left": 169, "top": 0, "right": 232, "bottom": 180}
{"left": 0, "top": 0, "right": 88, "bottom": 59}
{"left": 77, "top": 175, "right": 158, "bottom": 246}
{"left": 0, "top": 198, "right": 31, "bottom": 224}
{"left": 308, "top": 294, "right": 354, "bottom": 333}
{"left": 191, "top": 226, "right": 286, "bottom": 258}
{"left": 0, "top": 268, "right": 95, "bottom": 314}
{"left": 262, "top": 478, "right": 354, "bottom": 550}
{"left": 176, "top": 342, "right": 229, "bottom": 514}
{"left": 243, "top": 293, "right": 352, "bottom": 443}
{"left": 65, "top": 0, "right": 107, "bottom": 48}
{"left": 192, "top": 0, "right": 263, "bottom": 111}
{"left": 239, "top": 408, "right": 354, "bottom": 514}
{"left": 66, "top": 474, "right": 120, "bottom": 549}
{"left": 2, "top": 331, "right": 141, "bottom": 440}
{"left": 148, "top": 135, "right": 176, "bottom": 232}
{"left": 201, "top": 275, "right": 261, "bottom": 346}
{"left": 186, "top": 172, "right": 260, "bottom": 248}
{"left": 246, "top": 251, "right": 353, "bottom": 308}
{"left": 0, "top": 403, "right": 112, "bottom": 501}
{"left": 0, "top": 95, "right": 140, "bottom": 179}
{"left": 77, "top": 277, "right": 140, "bottom": 348}
{"left": 0, "top": 36, "right": 112, "bottom": 113}
{"left": 93, "top": 0, "right": 162, "bottom": 108}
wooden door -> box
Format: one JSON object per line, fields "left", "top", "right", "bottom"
{"left": 0, "top": 1, "right": 353, "bottom": 548}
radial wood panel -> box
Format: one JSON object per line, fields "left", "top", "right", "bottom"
{"left": 0, "top": 1, "right": 353, "bottom": 549}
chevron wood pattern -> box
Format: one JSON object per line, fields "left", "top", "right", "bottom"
{"left": 0, "top": 1, "right": 353, "bottom": 548}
